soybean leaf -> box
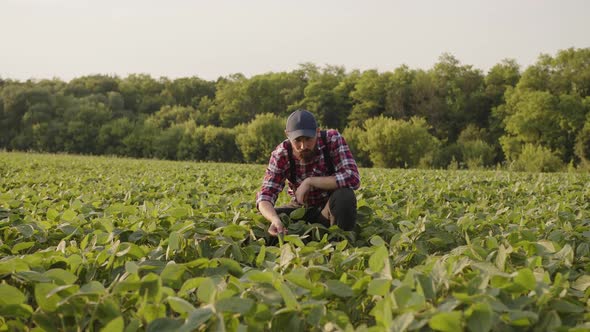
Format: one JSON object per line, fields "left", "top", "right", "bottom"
{"left": 100, "top": 316, "right": 124, "bottom": 332}
{"left": 0, "top": 284, "right": 26, "bottom": 305}
{"left": 429, "top": 311, "right": 463, "bottom": 332}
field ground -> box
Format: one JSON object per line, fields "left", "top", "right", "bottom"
{"left": 1, "top": 152, "right": 589, "bottom": 331}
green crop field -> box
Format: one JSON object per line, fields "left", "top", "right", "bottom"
{"left": 1, "top": 152, "right": 589, "bottom": 331}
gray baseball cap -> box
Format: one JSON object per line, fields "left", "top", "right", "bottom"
{"left": 286, "top": 109, "right": 317, "bottom": 140}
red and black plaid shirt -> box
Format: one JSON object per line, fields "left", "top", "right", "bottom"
{"left": 256, "top": 129, "right": 360, "bottom": 208}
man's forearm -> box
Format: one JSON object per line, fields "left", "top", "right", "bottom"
{"left": 258, "top": 200, "right": 282, "bottom": 224}
{"left": 306, "top": 176, "right": 338, "bottom": 190}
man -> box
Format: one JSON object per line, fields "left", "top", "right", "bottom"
{"left": 256, "top": 109, "right": 361, "bottom": 236}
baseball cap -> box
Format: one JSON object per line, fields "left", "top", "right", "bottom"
{"left": 286, "top": 109, "right": 317, "bottom": 140}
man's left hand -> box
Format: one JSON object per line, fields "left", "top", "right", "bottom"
{"left": 295, "top": 178, "right": 312, "bottom": 205}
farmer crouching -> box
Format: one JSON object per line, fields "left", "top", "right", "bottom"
{"left": 255, "top": 109, "right": 361, "bottom": 236}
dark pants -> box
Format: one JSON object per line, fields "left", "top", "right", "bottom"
{"left": 275, "top": 188, "right": 357, "bottom": 231}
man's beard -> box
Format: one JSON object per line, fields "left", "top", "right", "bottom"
{"left": 294, "top": 148, "right": 317, "bottom": 162}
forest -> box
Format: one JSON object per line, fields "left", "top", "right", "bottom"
{"left": 1, "top": 47, "right": 589, "bottom": 171}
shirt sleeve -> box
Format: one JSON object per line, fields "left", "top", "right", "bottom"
{"left": 328, "top": 130, "right": 361, "bottom": 190}
{"left": 256, "top": 143, "right": 288, "bottom": 209}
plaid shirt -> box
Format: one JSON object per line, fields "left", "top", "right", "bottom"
{"left": 256, "top": 129, "right": 360, "bottom": 208}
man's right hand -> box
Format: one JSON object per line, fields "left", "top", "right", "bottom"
{"left": 268, "top": 219, "right": 286, "bottom": 236}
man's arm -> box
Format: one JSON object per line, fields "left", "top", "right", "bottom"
{"left": 256, "top": 142, "right": 290, "bottom": 235}
{"left": 329, "top": 131, "right": 361, "bottom": 190}
{"left": 258, "top": 200, "right": 286, "bottom": 235}
{"left": 295, "top": 176, "right": 337, "bottom": 204}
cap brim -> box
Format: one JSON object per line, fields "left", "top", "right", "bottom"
{"left": 287, "top": 129, "right": 317, "bottom": 140}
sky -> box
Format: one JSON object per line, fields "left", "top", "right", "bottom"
{"left": 1, "top": 0, "right": 589, "bottom": 82}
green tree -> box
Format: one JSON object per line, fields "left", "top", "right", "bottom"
{"left": 362, "top": 116, "right": 439, "bottom": 168}
{"left": 485, "top": 59, "right": 521, "bottom": 107}
{"left": 98, "top": 118, "right": 135, "bottom": 155}
{"left": 176, "top": 122, "right": 207, "bottom": 161}
{"left": 163, "top": 76, "right": 216, "bottom": 107}
{"left": 153, "top": 126, "right": 183, "bottom": 160}
{"left": 511, "top": 144, "right": 563, "bottom": 172}
{"left": 342, "top": 126, "right": 371, "bottom": 167}
{"left": 236, "top": 113, "right": 285, "bottom": 163}
{"left": 215, "top": 72, "right": 305, "bottom": 127}
{"left": 64, "top": 75, "right": 119, "bottom": 97}
{"left": 297, "top": 65, "right": 353, "bottom": 130}
{"left": 348, "top": 70, "right": 388, "bottom": 127}
{"left": 119, "top": 74, "right": 167, "bottom": 114}
{"left": 203, "top": 126, "right": 241, "bottom": 162}
{"left": 383, "top": 65, "right": 416, "bottom": 120}
{"left": 500, "top": 90, "right": 562, "bottom": 157}
{"left": 575, "top": 112, "right": 590, "bottom": 167}
{"left": 146, "top": 105, "right": 199, "bottom": 129}
{"left": 61, "top": 97, "right": 112, "bottom": 153}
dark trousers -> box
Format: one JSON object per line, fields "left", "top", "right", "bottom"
{"left": 275, "top": 188, "right": 357, "bottom": 231}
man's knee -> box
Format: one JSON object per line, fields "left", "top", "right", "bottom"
{"left": 329, "top": 188, "right": 357, "bottom": 231}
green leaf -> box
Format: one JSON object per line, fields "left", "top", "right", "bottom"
{"left": 367, "top": 278, "right": 391, "bottom": 296}
{"left": 80, "top": 281, "right": 106, "bottom": 294}
{"left": 255, "top": 245, "right": 266, "bottom": 267}
{"left": 325, "top": 280, "right": 353, "bottom": 297}
{"left": 284, "top": 235, "right": 305, "bottom": 247}
{"left": 61, "top": 209, "right": 77, "bottom": 222}
{"left": 306, "top": 305, "right": 325, "bottom": 326}
{"left": 217, "top": 258, "right": 243, "bottom": 277}
{"left": 168, "top": 231, "right": 180, "bottom": 251}
{"left": 179, "top": 277, "right": 206, "bottom": 297}
{"left": 11, "top": 241, "right": 35, "bottom": 254}
{"left": 370, "top": 296, "right": 393, "bottom": 330}
{"left": 429, "top": 311, "right": 463, "bottom": 332}
{"left": 160, "top": 263, "right": 186, "bottom": 288}
{"left": 177, "top": 307, "right": 214, "bottom": 332}
{"left": 146, "top": 318, "right": 183, "bottom": 332}
{"left": 215, "top": 297, "right": 254, "bottom": 314}
{"left": 284, "top": 269, "right": 314, "bottom": 290}
{"left": 34, "top": 283, "right": 62, "bottom": 312}
{"left": 572, "top": 275, "right": 590, "bottom": 291}
{"left": 0, "top": 284, "right": 26, "bottom": 305}
{"left": 168, "top": 207, "right": 189, "bottom": 219}
{"left": 46, "top": 208, "right": 59, "bottom": 221}
{"left": 101, "top": 316, "right": 124, "bottom": 332}
{"left": 495, "top": 244, "right": 508, "bottom": 271}
{"left": 246, "top": 271, "right": 274, "bottom": 283}
{"left": 514, "top": 268, "right": 536, "bottom": 291}
{"left": 467, "top": 303, "right": 492, "bottom": 332}
{"left": 276, "top": 282, "right": 298, "bottom": 309}
{"left": 279, "top": 244, "right": 295, "bottom": 268}
{"left": 0, "top": 304, "right": 33, "bottom": 319}
{"left": 369, "top": 246, "right": 388, "bottom": 273}
{"left": 125, "top": 261, "right": 140, "bottom": 274}
{"left": 167, "top": 297, "right": 196, "bottom": 315}
{"left": 392, "top": 312, "right": 414, "bottom": 332}
{"left": 416, "top": 273, "right": 435, "bottom": 301}
{"left": 43, "top": 268, "right": 78, "bottom": 285}
{"left": 289, "top": 207, "right": 306, "bottom": 220}
{"left": 197, "top": 278, "right": 216, "bottom": 303}
{"left": 550, "top": 299, "right": 585, "bottom": 313}
{"left": 140, "top": 273, "right": 162, "bottom": 302}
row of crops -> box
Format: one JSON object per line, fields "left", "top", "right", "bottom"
{"left": 1, "top": 152, "right": 589, "bottom": 331}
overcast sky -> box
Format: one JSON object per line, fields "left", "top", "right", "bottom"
{"left": 1, "top": 0, "right": 589, "bottom": 82}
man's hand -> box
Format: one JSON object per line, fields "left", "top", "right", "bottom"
{"left": 295, "top": 178, "right": 312, "bottom": 205}
{"left": 268, "top": 219, "right": 286, "bottom": 236}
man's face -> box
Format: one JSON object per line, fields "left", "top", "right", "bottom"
{"left": 290, "top": 134, "right": 318, "bottom": 162}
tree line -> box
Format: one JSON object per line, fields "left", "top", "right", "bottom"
{"left": 1, "top": 47, "right": 589, "bottom": 171}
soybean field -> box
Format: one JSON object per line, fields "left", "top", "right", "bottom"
{"left": 1, "top": 152, "right": 589, "bottom": 331}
